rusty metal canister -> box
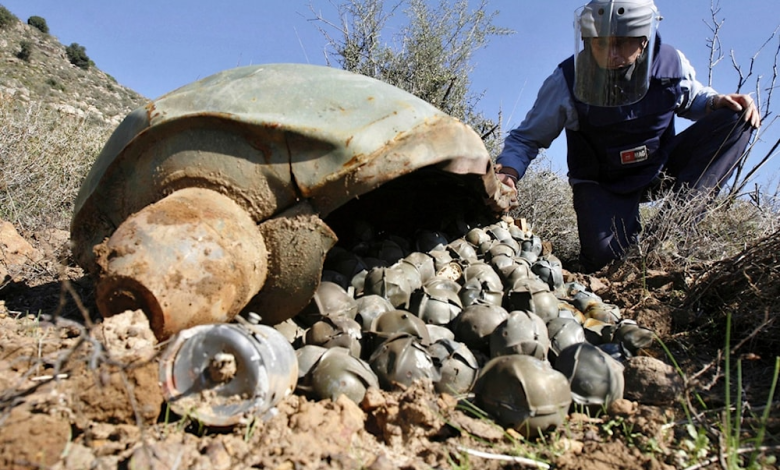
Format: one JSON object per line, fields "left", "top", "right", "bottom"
{"left": 95, "top": 187, "right": 268, "bottom": 339}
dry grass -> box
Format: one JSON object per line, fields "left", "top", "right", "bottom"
{"left": 510, "top": 156, "right": 579, "bottom": 264}
{"left": 683, "top": 228, "right": 780, "bottom": 357}
{"left": 514, "top": 167, "right": 779, "bottom": 275}
{"left": 0, "top": 97, "right": 113, "bottom": 234}
{"left": 636, "top": 191, "right": 779, "bottom": 272}
{"left": 614, "top": 186, "right": 780, "bottom": 359}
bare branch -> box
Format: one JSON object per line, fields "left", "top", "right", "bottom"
{"left": 705, "top": 0, "right": 725, "bottom": 86}
{"left": 727, "top": 28, "right": 780, "bottom": 197}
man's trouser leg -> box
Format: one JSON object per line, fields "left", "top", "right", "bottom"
{"left": 573, "top": 183, "right": 642, "bottom": 273}
{"left": 664, "top": 108, "right": 754, "bottom": 192}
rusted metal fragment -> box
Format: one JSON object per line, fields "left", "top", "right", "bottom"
{"left": 245, "top": 202, "right": 337, "bottom": 326}
{"left": 94, "top": 188, "right": 268, "bottom": 339}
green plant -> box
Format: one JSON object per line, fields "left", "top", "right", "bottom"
{"left": 655, "top": 334, "right": 715, "bottom": 468}
{"left": 46, "top": 77, "right": 65, "bottom": 92}
{"left": 0, "top": 5, "right": 17, "bottom": 28}
{"left": 243, "top": 416, "right": 258, "bottom": 442}
{"left": 27, "top": 15, "right": 48, "bottom": 34}
{"left": 748, "top": 356, "right": 780, "bottom": 468}
{"left": 720, "top": 315, "right": 780, "bottom": 470}
{"left": 17, "top": 40, "right": 32, "bottom": 61}
{"left": 658, "top": 315, "right": 780, "bottom": 470}
{"left": 602, "top": 415, "right": 643, "bottom": 448}
{"left": 722, "top": 313, "right": 740, "bottom": 470}
{"left": 65, "top": 42, "right": 91, "bottom": 69}
{"left": 677, "top": 423, "right": 711, "bottom": 465}
{"left": 447, "top": 450, "right": 472, "bottom": 470}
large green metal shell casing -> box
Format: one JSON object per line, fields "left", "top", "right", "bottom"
{"left": 71, "top": 63, "right": 516, "bottom": 339}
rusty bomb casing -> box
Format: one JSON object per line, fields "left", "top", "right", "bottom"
{"left": 71, "top": 63, "right": 517, "bottom": 339}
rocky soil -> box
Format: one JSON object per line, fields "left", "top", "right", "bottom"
{"left": 3, "top": 218, "right": 777, "bottom": 470}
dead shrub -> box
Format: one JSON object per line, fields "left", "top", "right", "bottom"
{"left": 620, "top": 184, "right": 780, "bottom": 274}
{"left": 510, "top": 156, "right": 579, "bottom": 264}
{"left": 683, "top": 229, "right": 780, "bottom": 357}
{"left": 606, "top": 183, "right": 780, "bottom": 355}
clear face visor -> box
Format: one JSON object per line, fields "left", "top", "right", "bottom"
{"left": 573, "top": 2, "right": 660, "bottom": 107}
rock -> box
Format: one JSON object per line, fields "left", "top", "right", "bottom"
{"left": 128, "top": 436, "right": 198, "bottom": 470}
{"left": 51, "top": 443, "right": 95, "bottom": 470}
{"left": 202, "top": 441, "right": 232, "bottom": 470}
{"left": 607, "top": 398, "right": 638, "bottom": 417}
{"left": 623, "top": 356, "right": 683, "bottom": 405}
{"left": 92, "top": 309, "right": 157, "bottom": 361}
{"left": 361, "top": 386, "right": 387, "bottom": 411}
{"left": 0, "top": 219, "right": 42, "bottom": 282}
{"left": 556, "top": 437, "right": 584, "bottom": 454}
{"left": 0, "top": 406, "right": 71, "bottom": 469}
{"left": 447, "top": 412, "right": 505, "bottom": 441}
{"left": 585, "top": 275, "right": 610, "bottom": 295}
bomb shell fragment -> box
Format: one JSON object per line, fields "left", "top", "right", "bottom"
{"left": 71, "top": 63, "right": 517, "bottom": 340}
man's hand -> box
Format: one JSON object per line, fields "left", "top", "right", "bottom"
{"left": 712, "top": 93, "right": 761, "bottom": 129}
{"left": 495, "top": 164, "right": 519, "bottom": 191}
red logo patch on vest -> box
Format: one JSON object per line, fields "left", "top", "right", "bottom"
{"left": 620, "top": 145, "right": 648, "bottom": 165}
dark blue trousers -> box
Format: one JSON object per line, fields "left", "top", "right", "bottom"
{"left": 573, "top": 109, "right": 754, "bottom": 273}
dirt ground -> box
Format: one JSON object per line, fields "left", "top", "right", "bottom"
{"left": 0, "top": 223, "right": 777, "bottom": 470}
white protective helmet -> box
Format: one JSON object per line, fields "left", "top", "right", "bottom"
{"left": 578, "top": 0, "right": 660, "bottom": 38}
{"left": 573, "top": 0, "right": 662, "bottom": 106}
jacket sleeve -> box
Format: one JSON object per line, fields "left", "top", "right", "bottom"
{"left": 496, "top": 67, "right": 578, "bottom": 179}
{"left": 675, "top": 49, "right": 717, "bottom": 121}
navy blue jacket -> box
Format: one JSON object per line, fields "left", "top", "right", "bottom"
{"left": 560, "top": 40, "right": 684, "bottom": 193}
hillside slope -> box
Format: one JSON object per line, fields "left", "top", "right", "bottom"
{"left": 0, "top": 8, "right": 147, "bottom": 125}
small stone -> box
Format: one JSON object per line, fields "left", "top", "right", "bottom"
{"left": 557, "top": 437, "right": 584, "bottom": 454}
{"left": 128, "top": 439, "right": 196, "bottom": 470}
{"left": 360, "top": 387, "right": 386, "bottom": 410}
{"left": 448, "top": 412, "right": 505, "bottom": 441}
{"left": 366, "top": 453, "right": 396, "bottom": 470}
{"left": 92, "top": 309, "right": 156, "bottom": 361}
{"left": 437, "top": 392, "right": 458, "bottom": 411}
{"left": 569, "top": 412, "right": 600, "bottom": 425}
{"left": 203, "top": 441, "right": 232, "bottom": 470}
{"left": 54, "top": 443, "right": 95, "bottom": 470}
{"left": 623, "top": 356, "right": 683, "bottom": 405}
{"left": 607, "top": 398, "right": 637, "bottom": 417}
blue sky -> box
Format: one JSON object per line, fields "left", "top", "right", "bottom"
{"left": 4, "top": 0, "right": 779, "bottom": 190}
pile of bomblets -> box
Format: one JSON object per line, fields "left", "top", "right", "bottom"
{"left": 285, "top": 219, "right": 655, "bottom": 437}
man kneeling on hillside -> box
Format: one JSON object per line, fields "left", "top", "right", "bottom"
{"left": 495, "top": 0, "right": 760, "bottom": 272}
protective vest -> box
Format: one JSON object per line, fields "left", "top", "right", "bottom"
{"left": 560, "top": 39, "right": 683, "bottom": 193}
